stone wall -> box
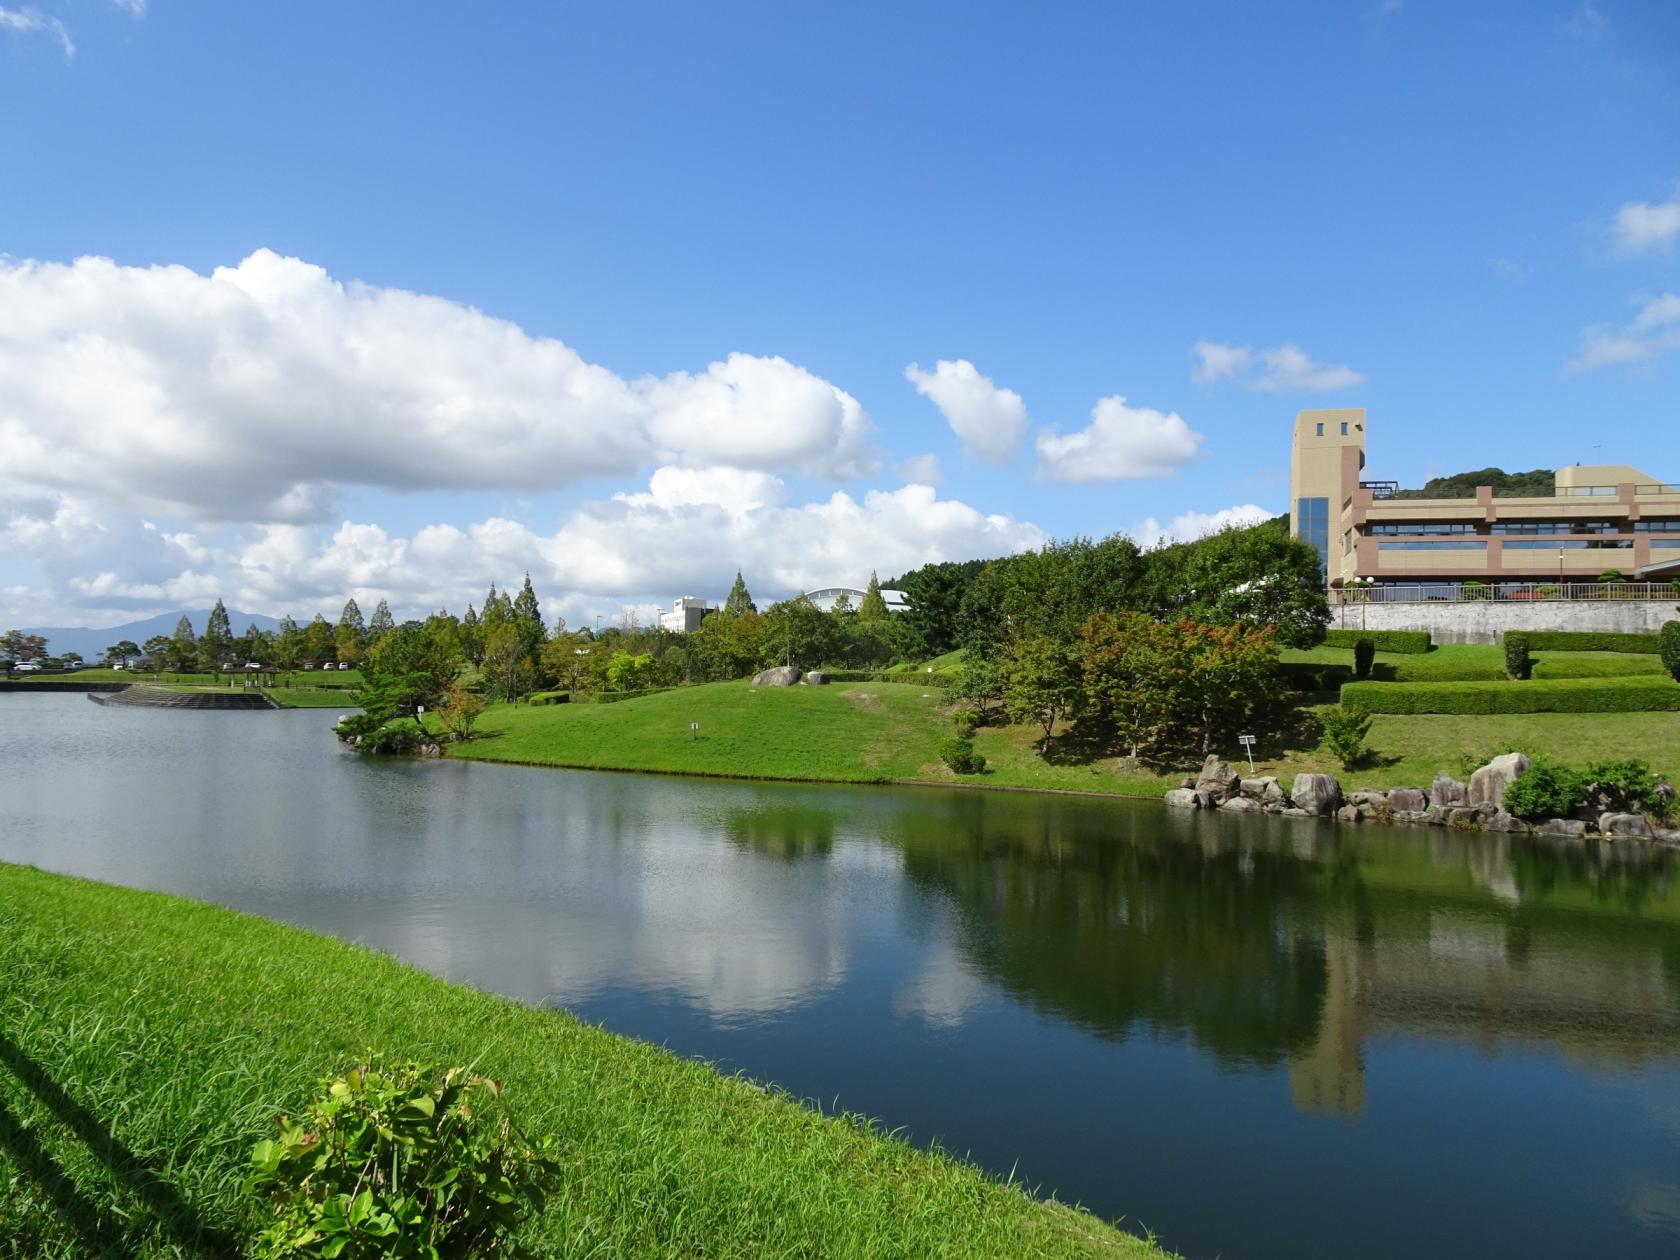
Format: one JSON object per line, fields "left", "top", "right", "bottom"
{"left": 1330, "top": 599, "right": 1679, "bottom": 644}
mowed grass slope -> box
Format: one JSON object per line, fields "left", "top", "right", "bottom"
{"left": 0, "top": 864, "right": 1167, "bottom": 1259}
{"left": 1280, "top": 643, "right": 1667, "bottom": 681}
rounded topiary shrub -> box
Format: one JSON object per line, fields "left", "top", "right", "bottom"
{"left": 1353, "top": 637, "right": 1375, "bottom": 679}
{"left": 940, "top": 736, "right": 986, "bottom": 775}
{"left": 1504, "top": 632, "right": 1533, "bottom": 681}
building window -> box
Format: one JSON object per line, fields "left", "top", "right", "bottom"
{"left": 1634, "top": 519, "right": 1680, "bottom": 534}
{"left": 1497, "top": 539, "right": 1632, "bottom": 550}
{"left": 1490, "top": 520, "right": 1619, "bottom": 535}
{"left": 1340, "top": 422, "right": 1348, "bottom": 435}
{"left": 1377, "top": 541, "right": 1489, "bottom": 551}
{"left": 1368, "top": 522, "right": 1479, "bottom": 536}
{"left": 1296, "top": 497, "right": 1329, "bottom": 574}
{"left": 1315, "top": 423, "right": 1324, "bottom": 436}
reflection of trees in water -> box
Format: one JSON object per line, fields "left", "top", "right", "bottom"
{"left": 722, "top": 805, "right": 836, "bottom": 861}
{"left": 895, "top": 810, "right": 1330, "bottom": 1066}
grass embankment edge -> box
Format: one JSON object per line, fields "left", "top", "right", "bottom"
{"left": 0, "top": 863, "right": 1169, "bottom": 1259}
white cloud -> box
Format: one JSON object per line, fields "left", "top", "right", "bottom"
{"left": 1193, "top": 340, "right": 1365, "bottom": 393}
{"left": 1566, "top": 3, "right": 1607, "bottom": 41}
{"left": 904, "top": 359, "right": 1029, "bottom": 465}
{"left": 1034, "top": 395, "right": 1203, "bottom": 483}
{"left": 0, "top": 5, "right": 74, "bottom": 58}
{"left": 1128, "top": 503, "right": 1273, "bottom": 549}
{"left": 893, "top": 453, "right": 943, "bottom": 486}
{"left": 1565, "top": 293, "right": 1680, "bottom": 373}
{"left": 1611, "top": 187, "right": 1680, "bottom": 255}
{"left": 111, "top": 0, "right": 147, "bottom": 15}
{"left": 0, "top": 250, "right": 879, "bottom": 525}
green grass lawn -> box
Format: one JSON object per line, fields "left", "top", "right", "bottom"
{"left": 0, "top": 864, "right": 1164, "bottom": 1259}
{"left": 443, "top": 677, "right": 1680, "bottom": 799}
{"left": 1280, "top": 643, "right": 1666, "bottom": 681}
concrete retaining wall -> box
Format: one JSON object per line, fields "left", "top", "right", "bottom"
{"left": 88, "top": 685, "right": 277, "bottom": 710}
{"left": 1331, "top": 600, "right": 1680, "bottom": 645}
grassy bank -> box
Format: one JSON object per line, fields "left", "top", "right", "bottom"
{"left": 0, "top": 863, "right": 1166, "bottom": 1258}
{"left": 1280, "top": 643, "right": 1666, "bottom": 681}
{"left": 443, "top": 679, "right": 1680, "bottom": 797}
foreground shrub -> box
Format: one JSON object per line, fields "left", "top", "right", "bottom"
{"left": 1323, "top": 629, "right": 1431, "bottom": 653}
{"left": 1503, "top": 632, "right": 1533, "bottom": 681}
{"left": 335, "top": 712, "right": 384, "bottom": 741}
{"left": 939, "top": 736, "right": 986, "bottom": 775}
{"left": 1318, "top": 704, "right": 1374, "bottom": 770}
{"left": 1503, "top": 761, "right": 1588, "bottom": 820}
{"left": 1582, "top": 759, "right": 1662, "bottom": 814}
{"left": 1662, "top": 621, "right": 1680, "bottom": 683}
{"left": 1524, "top": 630, "right": 1661, "bottom": 654}
{"left": 247, "top": 1054, "right": 558, "bottom": 1260}
{"left": 1340, "top": 676, "right": 1680, "bottom": 714}
{"left": 950, "top": 706, "right": 982, "bottom": 737}
{"left": 1352, "top": 638, "right": 1375, "bottom": 679}
{"left": 361, "top": 725, "right": 423, "bottom": 755}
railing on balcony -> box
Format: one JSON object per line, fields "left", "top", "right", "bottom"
{"left": 1331, "top": 581, "right": 1680, "bottom": 605}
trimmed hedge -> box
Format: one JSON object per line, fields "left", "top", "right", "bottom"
{"left": 526, "top": 690, "right": 571, "bottom": 706}
{"left": 575, "top": 687, "right": 676, "bottom": 704}
{"left": 1280, "top": 661, "right": 1352, "bottom": 692}
{"left": 1340, "top": 675, "right": 1680, "bottom": 714}
{"left": 1323, "top": 629, "right": 1431, "bottom": 654}
{"left": 1518, "top": 630, "right": 1661, "bottom": 654}
{"left": 822, "top": 669, "right": 960, "bottom": 688}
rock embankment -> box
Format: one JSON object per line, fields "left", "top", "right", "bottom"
{"left": 1164, "top": 753, "right": 1679, "bottom": 847}
{"left": 89, "top": 685, "right": 277, "bottom": 711}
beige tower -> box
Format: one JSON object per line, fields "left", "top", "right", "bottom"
{"left": 1289, "top": 408, "right": 1366, "bottom": 585}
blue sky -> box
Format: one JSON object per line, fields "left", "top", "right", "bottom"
{"left": 2, "top": 1, "right": 1676, "bottom": 628}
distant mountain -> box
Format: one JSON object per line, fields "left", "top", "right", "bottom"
{"left": 21, "top": 610, "right": 286, "bottom": 659}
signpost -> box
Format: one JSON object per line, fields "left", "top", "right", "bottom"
{"left": 1237, "top": 734, "right": 1256, "bottom": 774}
{"left": 690, "top": 722, "right": 700, "bottom": 742}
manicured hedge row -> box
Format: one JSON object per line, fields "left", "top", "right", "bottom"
{"left": 1279, "top": 662, "right": 1352, "bottom": 692}
{"left": 1340, "top": 675, "right": 1680, "bottom": 714}
{"left": 822, "top": 669, "right": 960, "bottom": 688}
{"left": 526, "top": 690, "right": 571, "bottom": 705}
{"left": 576, "top": 687, "right": 676, "bottom": 704}
{"left": 1516, "top": 630, "right": 1661, "bottom": 654}
{"left": 1323, "top": 629, "right": 1431, "bottom": 654}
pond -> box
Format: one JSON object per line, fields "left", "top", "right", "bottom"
{"left": 2, "top": 692, "right": 1677, "bottom": 1258}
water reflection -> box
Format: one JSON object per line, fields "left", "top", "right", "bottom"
{"left": 2, "top": 694, "right": 1677, "bottom": 1259}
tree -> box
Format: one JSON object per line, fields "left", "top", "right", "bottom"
{"left": 170, "top": 615, "right": 198, "bottom": 671}
{"left": 480, "top": 623, "right": 533, "bottom": 704}
{"left": 760, "top": 597, "right": 835, "bottom": 670}
{"left": 1081, "top": 611, "right": 1171, "bottom": 758}
{"left": 339, "top": 598, "right": 366, "bottom": 636}
{"left": 1661, "top": 620, "right": 1680, "bottom": 684}
{"left": 204, "top": 598, "right": 234, "bottom": 663}
{"left": 1319, "top": 704, "right": 1374, "bottom": 771}
{"left": 460, "top": 604, "right": 483, "bottom": 666}
{"left": 683, "top": 609, "right": 764, "bottom": 681}
{"left": 437, "top": 683, "right": 486, "bottom": 741}
{"left": 606, "top": 651, "right": 656, "bottom": 691}
{"left": 1, "top": 630, "right": 48, "bottom": 662}
{"left": 368, "top": 599, "right": 395, "bottom": 639}
{"left": 303, "top": 614, "right": 336, "bottom": 665}
{"left": 103, "top": 639, "right": 141, "bottom": 666}
{"left": 358, "top": 622, "right": 463, "bottom": 724}
{"left": 242, "top": 624, "right": 274, "bottom": 663}
{"left": 1002, "top": 634, "right": 1082, "bottom": 753}
{"left": 857, "top": 571, "right": 889, "bottom": 622}
{"left": 511, "top": 574, "right": 545, "bottom": 668}
{"left": 894, "top": 558, "right": 987, "bottom": 657}
{"left": 1173, "top": 620, "right": 1283, "bottom": 756}
{"left": 1145, "top": 522, "right": 1328, "bottom": 648}
{"left": 142, "top": 634, "right": 173, "bottom": 670}
{"left": 722, "top": 571, "right": 757, "bottom": 616}
{"left": 274, "top": 616, "right": 303, "bottom": 668}
{"left": 950, "top": 655, "right": 1003, "bottom": 718}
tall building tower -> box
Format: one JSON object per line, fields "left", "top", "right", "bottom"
{"left": 1289, "top": 408, "right": 1366, "bottom": 584}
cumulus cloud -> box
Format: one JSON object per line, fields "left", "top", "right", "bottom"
{"left": 904, "top": 359, "right": 1029, "bottom": 464}
{"left": 1565, "top": 293, "right": 1680, "bottom": 373}
{"left": 1611, "top": 187, "right": 1680, "bottom": 255}
{"left": 1128, "top": 503, "right": 1273, "bottom": 549}
{"left": 3, "top": 471, "right": 1046, "bottom": 627}
{"left": 0, "top": 5, "right": 74, "bottom": 58}
{"left": 0, "top": 250, "right": 879, "bottom": 524}
{"left": 1192, "top": 340, "right": 1365, "bottom": 392}
{"left": 1034, "top": 396, "right": 1203, "bottom": 483}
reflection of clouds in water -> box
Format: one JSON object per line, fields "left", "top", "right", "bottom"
{"left": 1627, "top": 1180, "right": 1680, "bottom": 1237}
{"left": 893, "top": 937, "right": 987, "bottom": 1030}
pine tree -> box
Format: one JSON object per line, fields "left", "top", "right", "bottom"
{"left": 461, "top": 603, "right": 483, "bottom": 666}
{"left": 857, "top": 571, "right": 889, "bottom": 622}
{"left": 722, "top": 571, "right": 757, "bottom": 616}
{"left": 339, "top": 598, "right": 365, "bottom": 633}
{"left": 369, "top": 599, "right": 395, "bottom": 636}
{"left": 512, "top": 574, "right": 545, "bottom": 666}
{"left": 203, "top": 598, "right": 234, "bottom": 662}
{"left": 170, "top": 614, "right": 198, "bottom": 671}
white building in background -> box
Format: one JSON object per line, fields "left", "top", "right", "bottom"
{"left": 799, "top": 586, "right": 912, "bottom": 614}
{"left": 659, "top": 595, "right": 713, "bottom": 634}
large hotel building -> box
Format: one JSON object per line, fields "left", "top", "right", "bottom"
{"left": 1289, "top": 408, "right": 1680, "bottom": 599}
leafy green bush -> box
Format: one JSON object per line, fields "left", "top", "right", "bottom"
{"left": 1352, "top": 638, "right": 1375, "bottom": 679}
{"left": 1318, "top": 704, "right": 1374, "bottom": 770}
{"left": 1598, "top": 569, "right": 1626, "bottom": 583}
{"left": 246, "top": 1053, "right": 557, "bottom": 1259}
{"left": 1279, "top": 661, "right": 1352, "bottom": 692}
{"left": 1503, "top": 632, "right": 1533, "bottom": 681}
{"left": 1459, "top": 581, "right": 1491, "bottom": 601}
{"left": 361, "top": 725, "right": 423, "bottom": 754}
{"left": 335, "top": 712, "right": 384, "bottom": 741}
{"left": 950, "top": 706, "right": 982, "bottom": 737}
{"left": 1582, "top": 759, "right": 1661, "bottom": 813}
{"left": 1322, "top": 629, "right": 1431, "bottom": 653}
{"left": 1503, "top": 761, "right": 1588, "bottom": 820}
{"left": 525, "top": 690, "right": 570, "bottom": 706}
{"left": 1662, "top": 621, "right": 1680, "bottom": 683}
{"left": 822, "top": 669, "right": 960, "bottom": 688}
{"left": 939, "top": 736, "right": 986, "bottom": 775}
{"left": 1340, "top": 675, "right": 1680, "bottom": 714}
{"left": 1523, "top": 631, "right": 1660, "bottom": 653}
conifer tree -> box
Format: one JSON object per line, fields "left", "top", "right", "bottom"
{"left": 368, "top": 599, "right": 395, "bottom": 637}
{"left": 512, "top": 574, "right": 545, "bottom": 667}
{"left": 461, "top": 603, "right": 483, "bottom": 666}
{"left": 857, "top": 571, "right": 889, "bottom": 622}
{"left": 722, "top": 571, "right": 757, "bottom": 616}
{"left": 339, "top": 598, "right": 365, "bottom": 633}
{"left": 203, "top": 598, "right": 234, "bottom": 661}
{"left": 170, "top": 614, "right": 198, "bottom": 671}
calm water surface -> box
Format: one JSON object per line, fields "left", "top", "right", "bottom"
{"left": 2, "top": 692, "right": 1678, "bottom": 1259}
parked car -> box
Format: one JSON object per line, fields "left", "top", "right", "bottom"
{"left": 14, "top": 661, "right": 42, "bottom": 672}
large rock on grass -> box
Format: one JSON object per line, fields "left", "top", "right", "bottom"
{"left": 1195, "top": 756, "right": 1240, "bottom": 803}
{"left": 1469, "top": 753, "right": 1530, "bottom": 812}
{"left": 803, "top": 671, "right": 829, "bottom": 685}
{"left": 1290, "top": 773, "right": 1342, "bottom": 816}
{"left": 1220, "top": 796, "right": 1260, "bottom": 814}
{"left": 1387, "top": 787, "right": 1427, "bottom": 813}
{"left": 1163, "top": 788, "right": 1200, "bottom": 810}
{"left": 1430, "top": 776, "right": 1467, "bottom": 810}
{"left": 752, "top": 666, "right": 802, "bottom": 687}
